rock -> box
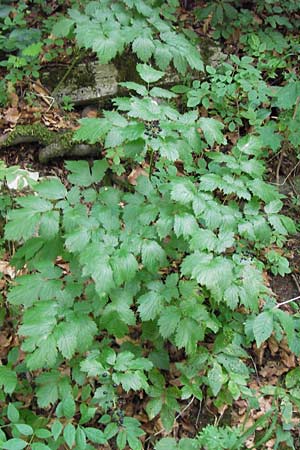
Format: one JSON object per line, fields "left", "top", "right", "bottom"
{"left": 41, "top": 42, "right": 226, "bottom": 106}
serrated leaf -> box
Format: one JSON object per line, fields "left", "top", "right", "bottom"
{"left": 74, "top": 118, "right": 109, "bottom": 143}
{"left": 111, "top": 250, "right": 138, "bottom": 285}
{"left": 141, "top": 240, "right": 166, "bottom": 271}
{"left": 175, "top": 318, "right": 203, "bottom": 354}
{"left": 119, "top": 82, "right": 148, "bottom": 96}
{"left": 132, "top": 36, "right": 155, "bottom": 62}
{"left": 84, "top": 427, "right": 107, "bottom": 444}
{"left": 149, "top": 87, "right": 177, "bottom": 99}
{"left": 136, "top": 64, "right": 165, "bottom": 83}
{"left": 208, "top": 362, "right": 223, "bottom": 396}
{"left": 117, "top": 430, "right": 127, "bottom": 450}
{"left": 76, "top": 427, "right": 87, "bottom": 449}
{"left": 66, "top": 161, "right": 93, "bottom": 187}
{"left": 91, "top": 160, "right": 108, "bottom": 183}
{"left": 52, "top": 18, "right": 74, "bottom": 37}
{"left": 198, "top": 117, "right": 225, "bottom": 147}
{"left": 253, "top": 311, "right": 274, "bottom": 347}
{"left": 159, "top": 140, "right": 179, "bottom": 161}
{"left": 236, "top": 135, "right": 262, "bottom": 156}
{"left": 51, "top": 420, "right": 63, "bottom": 441}
{"left": 275, "top": 81, "right": 300, "bottom": 109}
{"left": 146, "top": 398, "right": 163, "bottom": 420}
{"left": 154, "top": 46, "right": 173, "bottom": 70}
{"left": 35, "top": 178, "right": 67, "bottom": 200}
{"left": 63, "top": 423, "right": 75, "bottom": 449}
{"left": 0, "top": 366, "right": 17, "bottom": 394}
{"left": 138, "top": 291, "right": 163, "bottom": 321}
{"left": 174, "top": 213, "right": 198, "bottom": 238}
{"left": 62, "top": 395, "right": 76, "bottom": 419}
{"left": 158, "top": 307, "right": 181, "bottom": 338}
{"left": 155, "top": 438, "right": 177, "bottom": 450}
{"left": 161, "top": 404, "right": 175, "bottom": 432}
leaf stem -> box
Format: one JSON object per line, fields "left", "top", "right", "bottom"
{"left": 274, "top": 294, "right": 300, "bottom": 309}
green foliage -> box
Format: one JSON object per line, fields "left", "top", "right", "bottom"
{"left": 54, "top": 0, "right": 203, "bottom": 72}
{"left": 1, "top": 0, "right": 300, "bottom": 449}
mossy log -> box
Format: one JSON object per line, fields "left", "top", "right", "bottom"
{"left": 0, "top": 123, "right": 98, "bottom": 163}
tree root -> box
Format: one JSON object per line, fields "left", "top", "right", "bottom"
{"left": 0, "top": 123, "right": 99, "bottom": 163}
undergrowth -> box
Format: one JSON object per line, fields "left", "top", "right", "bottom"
{"left": 1, "top": 1, "right": 300, "bottom": 449}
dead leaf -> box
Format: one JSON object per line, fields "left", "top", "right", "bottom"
{"left": 5, "top": 107, "right": 20, "bottom": 124}
{"left": 128, "top": 166, "right": 148, "bottom": 185}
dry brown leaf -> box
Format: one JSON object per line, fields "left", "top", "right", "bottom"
{"left": 0, "top": 260, "right": 16, "bottom": 279}
{"left": 268, "top": 336, "right": 279, "bottom": 356}
{"left": 280, "top": 349, "right": 296, "bottom": 368}
{"left": 31, "top": 81, "right": 53, "bottom": 106}
{"left": 5, "top": 107, "right": 20, "bottom": 124}
{"left": 128, "top": 166, "right": 148, "bottom": 185}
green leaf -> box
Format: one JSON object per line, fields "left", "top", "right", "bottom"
{"left": 275, "top": 81, "right": 300, "bottom": 109}
{"left": 208, "top": 362, "right": 223, "bottom": 396}
{"left": 14, "top": 424, "right": 33, "bottom": 436}
{"left": 132, "top": 36, "right": 155, "bottom": 62}
{"left": 52, "top": 18, "right": 74, "bottom": 37}
{"left": 104, "top": 422, "right": 118, "bottom": 440}
{"left": 146, "top": 398, "right": 163, "bottom": 420}
{"left": 63, "top": 423, "right": 75, "bottom": 449}
{"left": 76, "top": 427, "right": 87, "bottom": 449}
{"left": 51, "top": 420, "right": 63, "bottom": 441}
{"left": 62, "top": 395, "right": 76, "bottom": 419}
{"left": 161, "top": 404, "right": 175, "bottom": 432}
{"left": 174, "top": 213, "right": 198, "bottom": 238}
{"left": 155, "top": 438, "right": 177, "bottom": 450}
{"left": 7, "top": 403, "right": 20, "bottom": 423}
{"left": 111, "top": 251, "right": 138, "bottom": 285}
{"left": 286, "top": 367, "right": 300, "bottom": 389}
{"left": 0, "top": 366, "right": 17, "bottom": 394}
{"left": 31, "top": 444, "right": 52, "bottom": 450}
{"left": 150, "top": 87, "right": 177, "bottom": 99}
{"left": 84, "top": 427, "right": 107, "bottom": 444}
{"left": 141, "top": 240, "right": 166, "bottom": 271}
{"left": 138, "top": 291, "right": 163, "bottom": 321}
{"left": 158, "top": 306, "right": 181, "bottom": 338}
{"left": 175, "top": 318, "right": 203, "bottom": 354}
{"left": 66, "top": 161, "right": 93, "bottom": 187}
{"left": 119, "top": 82, "right": 148, "bottom": 96}
{"left": 116, "top": 430, "right": 127, "bottom": 450}
{"left": 253, "top": 311, "right": 274, "bottom": 347}
{"left": 91, "top": 160, "right": 109, "bottom": 183}
{"left": 198, "top": 117, "right": 225, "bottom": 147}
{"left": 35, "top": 178, "right": 67, "bottom": 200}
{"left": 1, "top": 439, "right": 28, "bottom": 450}
{"left": 136, "top": 64, "right": 165, "bottom": 83}
{"left": 55, "top": 322, "right": 78, "bottom": 359}
{"left": 74, "top": 118, "right": 108, "bottom": 144}
{"left": 236, "top": 135, "right": 262, "bottom": 156}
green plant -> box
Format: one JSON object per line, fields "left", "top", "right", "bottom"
{"left": 1, "top": 1, "right": 300, "bottom": 448}
{"left": 53, "top": 0, "right": 203, "bottom": 73}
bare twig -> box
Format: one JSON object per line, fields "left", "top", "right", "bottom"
{"left": 292, "top": 273, "right": 300, "bottom": 295}
{"left": 274, "top": 294, "right": 300, "bottom": 309}
{"left": 272, "top": 158, "right": 300, "bottom": 187}
{"left": 144, "top": 396, "right": 195, "bottom": 442}
{"left": 276, "top": 149, "right": 284, "bottom": 186}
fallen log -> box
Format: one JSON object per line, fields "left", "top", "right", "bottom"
{"left": 0, "top": 123, "right": 98, "bottom": 163}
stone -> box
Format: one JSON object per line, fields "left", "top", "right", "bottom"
{"left": 41, "top": 42, "right": 226, "bottom": 106}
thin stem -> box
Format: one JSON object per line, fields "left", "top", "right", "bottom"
{"left": 52, "top": 49, "right": 83, "bottom": 96}
{"left": 274, "top": 294, "right": 300, "bottom": 309}
{"left": 148, "top": 147, "right": 155, "bottom": 180}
